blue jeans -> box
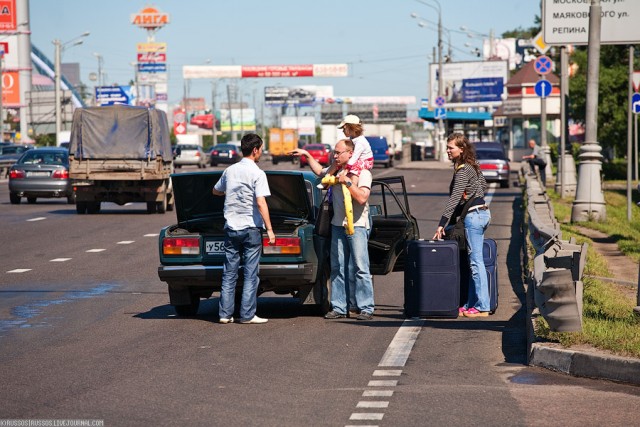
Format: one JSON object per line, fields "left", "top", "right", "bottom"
{"left": 219, "top": 227, "right": 262, "bottom": 321}
{"left": 463, "top": 209, "right": 491, "bottom": 311}
{"left": 330, "top": 225, "right": 375, "bottom": 314}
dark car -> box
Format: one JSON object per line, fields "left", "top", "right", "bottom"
{"left": 8, "top": 147, "right": 75, "bottom": 204}
{"left": 473, "top": 142, "right": 511, "bottom": 188}
{"left": 366, "top": 136, "right": 393, "bottom": 168}
{"left": 157, "top": 171, "right": 419, "bottom": 316}
{"left": 209, "top": 143, "right": 241, "bottom": 166}
{"left": 299, "top": 143, "right": 331, "bottom": 167}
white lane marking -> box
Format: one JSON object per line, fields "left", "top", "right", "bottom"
{"left": 86, "top": 249, "right": 106, "bottom": 253}
{"left": 372, "top": 369, "right": 401, "bottom": 376}
{"left": 357, "top": 401, "right": 389, "bottom": 409}
{"left": 349, "top": 413, "right": 384, "bottom": 421}
{"left": 50, "top": 258, "right": 72, "bottom": 262}
{"left": 117, "top": 241, "right": 135, "bottom": 245}
{"left": 27, "top": 217, "right": 46, "bottom": 222}
{"left": 144, "top": 233, "right": 158, "bottom": 237}
{"left": 367, "top": 380, "right": 397, "bottom": 387}
{"left": 378, "top": 319, "right": 424, "bottom": 367}
{"left": 7, "top": 269, "right": 32, "bottom": 273}
{"left": 363, "top": 390, "right": 393, "bottom": 397}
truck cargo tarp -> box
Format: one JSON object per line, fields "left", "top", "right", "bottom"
{"left": 69, "top": 105, "right": 173, "bottom": 161}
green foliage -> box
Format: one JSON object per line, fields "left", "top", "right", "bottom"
{"left": 568, "top": 45, "right": 640, "bottom": 159}
{"left": 35, "top": 133, "right": 55, "bottom": 147}
{"left": 601, "top": 159, "right": 629, "bottom": 181}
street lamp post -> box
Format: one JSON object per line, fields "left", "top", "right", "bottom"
{"left": 53, "top": 32, "right": 89, "bottom": 145}
{"left": 414, "top": 0, "right": 445, "bottom": 161}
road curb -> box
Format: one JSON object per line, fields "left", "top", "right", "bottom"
{"left": 529, "top": 343, "right": 640, "bottom": 385}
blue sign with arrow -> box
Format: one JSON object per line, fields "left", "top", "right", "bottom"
{"left": 434, "top": 108, "right": 447, "bottom": 120}
{"left": 633, "top": 93, "right": 640, "bottom": 115}
{"left": 534, "top": 79, "right": 552, "bottom": 98}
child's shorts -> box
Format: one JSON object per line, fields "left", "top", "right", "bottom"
{"left": 347, "top": 157, "right": 374, "bottom": 176}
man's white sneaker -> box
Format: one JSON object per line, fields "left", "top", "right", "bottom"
{"left": 239, "top": 315, "right": 268, "bottom": 324}
{"left": 219, "top": 317, "right": 234, "bottom": 324}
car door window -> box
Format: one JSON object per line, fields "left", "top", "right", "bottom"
{"left": 368, "top": 177, "right": 419, "bottom": 275}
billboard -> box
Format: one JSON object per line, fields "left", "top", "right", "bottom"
{"left": 0, "top": 0, "right": 17, "bottom": 31}
{"left": 1, "top": 71, "right": 20, "bottom": 106}
{"left": 183, "top": 64, "right": 349, "bottom": 79}
{"left": 429, "top": 61, "right": 508, "bottom": 108}
{"left": 220, "top": 109, "right": 256, "bottom": 132}
{"left": 95, "top": 86, "right": 135, "bottom": 106}
{"left": 281, "top": 116, "right": 316, "bottom": 136}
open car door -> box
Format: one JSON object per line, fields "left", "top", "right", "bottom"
{"left": 368, "top": 176, "right": 420, "bottom": 275}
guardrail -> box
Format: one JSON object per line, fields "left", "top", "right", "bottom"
{"left": 0, "top": 159, "right": 15, "bottom": 178}
{"left": 524, "top": 167, "right": 587, "bottom": 332}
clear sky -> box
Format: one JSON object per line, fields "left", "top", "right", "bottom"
{"left": 29, "top": 0, "right": 540, "bottom": 110}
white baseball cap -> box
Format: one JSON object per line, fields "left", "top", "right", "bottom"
{"left": 337, "top": 114, "right": 361, "bottom": 129}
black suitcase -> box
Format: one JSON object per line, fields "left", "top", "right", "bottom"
{"left": 404, "top": 239, "right": 460, "bottom": 319}
{"left": 459, "top": 238, "right": 499, "bottom": 313}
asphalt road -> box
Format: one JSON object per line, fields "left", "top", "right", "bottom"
{"left": 1, "top": 161, "right": 639, "bottom": 426}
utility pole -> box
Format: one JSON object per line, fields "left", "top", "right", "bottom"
{"left": 54, "top": 39, "right": 62, "bottom": 145}
{"left": 0, "top": 51, "right": 4, "bottom": 143}
{"left": 571, "top": 0, "right": 606, "bottom": 222}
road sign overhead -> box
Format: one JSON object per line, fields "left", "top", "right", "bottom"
{"left": 534, "top": 55, "right": 553, "bottom": 75}
{"left": 542, "top": 0, "right": 640, "bottom": 45}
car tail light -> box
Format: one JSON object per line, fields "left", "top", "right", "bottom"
{"left": 9, "top": 170, "right": 25, "bottom": 179}
{"left": 385, "top": 149, "right": 390, "bottom": 156}
{"left": 262, "top": 237, "right": 301, "bottom": 255}
{"left": 195, "top": 152, "right": 201, "bottom": 158}
{"left": 163, "top": 237, "right": 201, "bottom": 255}
{"left": 52, "top": 169, "right": 69, "bottom": 179}
{"left": 212, "top": 150, "right": 219, "bottom": 155}
{"left": 230, "top": 150, "right": 236, "bottom": 155}
{"left": 480, "top": 164, "right": 498, "bottom": 170}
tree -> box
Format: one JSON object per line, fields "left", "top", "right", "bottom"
{"left": 569, "top": 45, "right": 638, "bottom": 158}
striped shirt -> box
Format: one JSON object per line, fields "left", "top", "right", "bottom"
{"left": 438, "top": 163, "right": 487, "bottom": 228}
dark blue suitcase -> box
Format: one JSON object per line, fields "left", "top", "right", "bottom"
{"left": 460, "top": 238, "right": 499, "bottom": 313}
{"left": 404, "top": 240, "right": 460, "bottom": 318}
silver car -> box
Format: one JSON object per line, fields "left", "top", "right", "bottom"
{"left": 174, "top": 144, "right": 207, "bottom": 168}
{"left": 9, "top": 147, "right": 75, "bottom": 204}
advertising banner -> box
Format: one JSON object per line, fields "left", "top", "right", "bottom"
{"left": 1, "top": 70, "right": 20, "bottom": 106}
{"left": 137, "top": 52, "right": 166, "bottom": 63}
{"left": 429, "top": 61, "right": 508, "bottom": 108}
{"left": 183, "top": 64, "right": 348, "bottom": 79}
{"left": 0, "top": 0, "right": 17, "bottom": 31}
{"left": 265, "top": 85, "right": 334, "bottom": 106}
{"left": 138, "top": 63, "right": 167, "bottom": 73}
{"left": 219, "top": 109, "right": 256, "bottom": 132}
{"left": 0, "top": 35, "right": 18, "bottom": 69}
{"left": 137, "top": 42, "right": 167, "bottom": 53}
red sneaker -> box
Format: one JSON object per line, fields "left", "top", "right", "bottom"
{"left": 463, "top": 308, "right": 489, "bottom": 318}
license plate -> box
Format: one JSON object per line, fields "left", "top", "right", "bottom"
{"left": 27, "top": 171, "right": 50, "bottom": 177}
{"left": 483, "top": 171, "right": 498, "bottom": 177}
{"left": 205, "top": 240, "right": 225, "bottom": 255}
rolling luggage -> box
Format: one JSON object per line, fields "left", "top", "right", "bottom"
{"left": 459, "top": 238, "right": 499, "bottom": 313}
{"left": 404, "top": 239, "right": 460, "bottom": 319}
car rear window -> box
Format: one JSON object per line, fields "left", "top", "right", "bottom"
{"left": 476, "top": 150, "right": 506, "bottom": 160}
{"left": 20, "top": 151, "right": 69, "bottom": 165}
{"left": 179, "top": 145, "right": 199, "bottom": 150}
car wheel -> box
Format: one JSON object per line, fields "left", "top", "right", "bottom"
{"left": 211, "top": 162, "right": 217, "bottom": 167}
{"left": 272, "top": 158, "right": 278, "bottom": 165}
{"left": 76, "top": 202, "right": 88, "bottom": 214}
{"left": 173, "top": 293, "right": 200, "bottom": 317}
{"left": 146, "top": 201, "right": 157, "bottom": 214}
{"left": 67, "top": 193, "right": 76, "bottom": 204}
{"left": 9, "top": 192, "right": 21, "bottom": 204}
{"left": 156, "top": 191, "right": 167, "bottom": 214}
{"left": 27, "top": 197, "right": 37, "bottom": 204}
{"left": 87, "top": 202, "right": 101, "bottom": 214}
{"left": 313, "top": 264, "right": 332, "bottom": 314}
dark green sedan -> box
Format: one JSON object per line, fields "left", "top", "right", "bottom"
{"left": 157, "top": 170, "right": 419, "bottom": 316}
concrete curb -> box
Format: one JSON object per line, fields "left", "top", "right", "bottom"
{"left": 529, "top": 343, "right": 640, "bottom": 385}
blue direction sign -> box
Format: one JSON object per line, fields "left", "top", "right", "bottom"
{"left": 633, "top": 93, "right": 640, "bottom": 114}
{"left": 434, "top": 108, "right": 447, "bottom": 120}
{"left": 534, "top": 79, "right": 552, "bottom": 98}
{"left": 435, "top": 96, "right": 445, "bottom": 107}
{"left": 534, "top": 55, "right": 553, "bottom": 75}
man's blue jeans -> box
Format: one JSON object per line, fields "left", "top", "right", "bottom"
{"left": 330, "top": 225, "right": 375, "bottom": 315}
{"left": 218, "top": 227, "right": 262, "bottom": 321}
{"left": 463, "top": 209, "right": 491, "bottom": 311}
